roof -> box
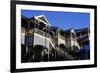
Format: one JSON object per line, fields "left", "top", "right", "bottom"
{"left": 21, "top": 15, "right": 29, "bottom": 21}
{"left": 65, "top": 28, "right": 75, "bottom": 33}
{"left": 75, "top": 28, "right": 89, "bottom": 33}
{"left": 50, "top": 26, "right": 64, "bottom": 31}
{"left": 34, "top": 15, "right": 51, "bottom": 26}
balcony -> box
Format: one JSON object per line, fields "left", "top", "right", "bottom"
{"left": 77, "top": 34, "right": 89, "bottom": 39}
{"left": 58, "top": 35, "right": 65, "bottom": 40}
{"left": 36, "top": 28, "right": 45, "bottom": 36}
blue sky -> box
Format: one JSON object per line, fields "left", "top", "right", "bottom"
{"left": 21, "top": 10, "right": 90, "bottom": 30}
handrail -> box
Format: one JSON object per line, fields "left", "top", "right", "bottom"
{"left": 77, "top": 34, "right": 88, "bottom": 39}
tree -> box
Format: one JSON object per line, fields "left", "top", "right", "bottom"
{"left": 28, "top": 45, "right": 47, "bottom": 62}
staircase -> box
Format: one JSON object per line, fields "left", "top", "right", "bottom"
{"left": 48, "top": 37, "right": 74, "bottom": 60}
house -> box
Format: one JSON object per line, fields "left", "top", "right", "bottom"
{"left": 21, "top": 15, "right": 90, "bottom": 62}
